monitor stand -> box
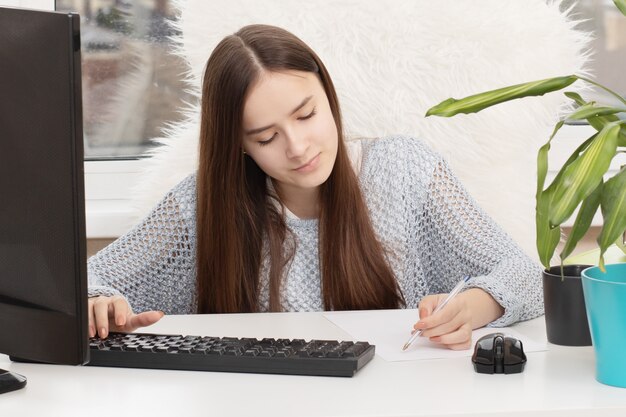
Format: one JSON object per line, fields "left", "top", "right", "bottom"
{"left": 0, "top": 369, "right": 27, "bottom": 394}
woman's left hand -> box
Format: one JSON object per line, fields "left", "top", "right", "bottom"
{"left": 413, "top": 288, "right": 504, "bottom": 350}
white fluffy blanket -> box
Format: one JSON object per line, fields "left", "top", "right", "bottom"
{"left": 131, "top": 0, "right": 590, "bottom": 258}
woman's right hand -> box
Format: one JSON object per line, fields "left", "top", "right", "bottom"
{"left": 88, "top": 295, "right": 165, "bottom": 339}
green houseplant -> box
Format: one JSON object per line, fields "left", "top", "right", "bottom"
{"left": 425, "top": 9, "right": 626, "bottom": 271}
{"left": 425, "top": 0, "right": 626, "bottom": 386}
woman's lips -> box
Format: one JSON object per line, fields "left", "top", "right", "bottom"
{"left": 294, "top": 153, "right": 321, "bottom": 173}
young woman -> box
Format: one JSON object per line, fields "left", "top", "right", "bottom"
{"left": 87, "top": 24, "right": 543, "bottom": 350}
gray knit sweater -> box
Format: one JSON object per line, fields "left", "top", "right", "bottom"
{"left": 88, "top": 135, "right": 544, "bottom": 327}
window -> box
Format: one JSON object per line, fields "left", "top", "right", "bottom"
{"left": 56, "top": 0, "right": 194, "bottom": 159}
{"left": 560, "top": 0, "right": 626, "bottom": 110}
{"left": 52, "top": 0, "right": 195, "bottom": 238}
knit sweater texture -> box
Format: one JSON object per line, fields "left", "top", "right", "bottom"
{"left": 87, "top": 135, "right": 544, "bottom": 326}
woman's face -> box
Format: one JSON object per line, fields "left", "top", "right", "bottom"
{"left": 242, "top": 70, "right": 338, "bottom": 195}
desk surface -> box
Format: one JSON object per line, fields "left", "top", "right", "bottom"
{"left": 1, "top": 312, "right": 626, "bottom": 417}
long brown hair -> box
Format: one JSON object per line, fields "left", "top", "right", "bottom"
{"left": 196, "top": 24, "right": 405, "bottom": 313}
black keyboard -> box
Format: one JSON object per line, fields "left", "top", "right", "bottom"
{"left": 87, "top": 332, "right": 375, "bottom": 377}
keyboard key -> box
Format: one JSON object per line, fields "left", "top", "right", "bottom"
{"left": 155, "top": 346, "right": 172, "bottom": 353}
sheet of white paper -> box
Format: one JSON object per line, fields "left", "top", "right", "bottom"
{"left": 323, "top": 309, "right": 547, "bottom": 362}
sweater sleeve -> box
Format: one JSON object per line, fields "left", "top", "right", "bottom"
{"left": 418, "top": 157, "right": 544, "bottom": 327}
{"left": 87, "top": 174, "right": 198, "bottom": 314}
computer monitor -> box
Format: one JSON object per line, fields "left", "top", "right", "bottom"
{"left": 0, "top": 7, "right": 88, "bottom": 393}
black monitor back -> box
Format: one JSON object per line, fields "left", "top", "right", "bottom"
{"left": 0, "top": 7, "right": 88, "bottom": 365}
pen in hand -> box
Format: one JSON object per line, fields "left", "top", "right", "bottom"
{"left": 402, "top": 275, "right": 471, "bottom": 351}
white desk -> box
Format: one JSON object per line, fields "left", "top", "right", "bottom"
{"left": 1, "top": 312, "right": 626, "bottom": 417}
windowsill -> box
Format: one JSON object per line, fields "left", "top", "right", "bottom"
{"left": 85, "top": 158, "right": 147, "bottom": 238}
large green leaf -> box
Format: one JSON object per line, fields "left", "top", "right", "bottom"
{"left": 535, "top": 120, "right": 570, "bottom": 268}
{"left": 567, "top": 104, "right": 626, "bottom": 121}
{"left": 425, "top": 75, "right": 577, "bottom": 117}
{"left": 597, "top": 167, "right": 626, "bottom": 270}
{"left": 584, "top": 112, "right": 619, "bottom": 132}
{"left": 586, "top": 117, "right": 626, "bottom": 146}
{"left": 560, "top": 181, "right": 603, "bottom": 261}
{"left": 535, "top": 130, "right": 599, "bottom": 267}
{"left": 579, "top": 112, "right": 626, "bottom": 146}
{"left": 564, "top": 92, "right": 585, "bottom": 105}
{"left": 548, "top": 122, "right": 621, "bottom": 227}
{"left": 536, "top": 188, "right": 562, "bottom": 269}
{"left": 536, "top": 141, "right": 551, "bottom": 198}
{"left": 616, "top": 235, "right": 626, "bottom": 255}
{"left": 536, "top": 121, "right": 564, "bottom": 198}
{"left": 563, "top": 92, "right": 626, "bottom": 145}
{"left": 544, "top": 133, "right": 597, "bottom": 199}
{"left": 561, "top": 135, "right": 597, "bottom": 169}
{"left": 615, "top": 0, "right": 626, "bottom": 16}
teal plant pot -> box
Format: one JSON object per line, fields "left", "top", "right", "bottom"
{"left": 581, "top": 263, "right": 626, "bottom": 388}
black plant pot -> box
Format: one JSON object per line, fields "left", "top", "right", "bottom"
{"left": 542, "top": 264, "right": 592, "bottom": 346}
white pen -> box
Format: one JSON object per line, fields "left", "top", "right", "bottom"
{"left": 402, "top": 275, "right": 471, "bottom": 351}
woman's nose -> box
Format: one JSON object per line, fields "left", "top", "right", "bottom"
{"left": 284, "top": 130, "right": 309, "bottom": 159}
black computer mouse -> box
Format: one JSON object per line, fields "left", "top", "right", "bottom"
{"left": 471, "top": 332, "right": 526, "bottom": 374}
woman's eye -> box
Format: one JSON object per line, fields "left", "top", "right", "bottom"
{"left": 257, "top": 108, "right": 316, "bottom": 146}
{"left": 298, "top": 107, "right": 317, "bottom": 121}
{"left": 259, "top": 133, "right": 276, "bottom": 146}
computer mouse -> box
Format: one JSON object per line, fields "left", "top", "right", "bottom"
{"left": 471, "top": 332, "right": 526, "bottom": 374}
